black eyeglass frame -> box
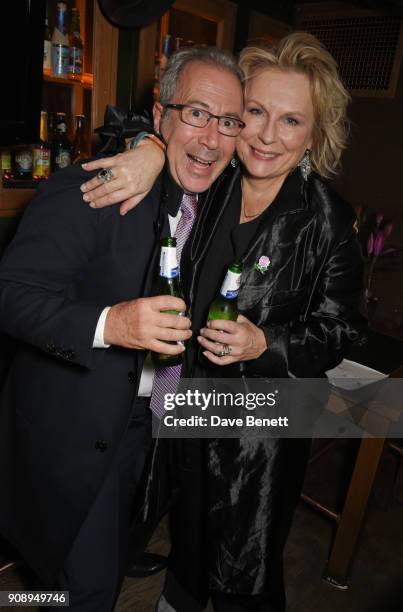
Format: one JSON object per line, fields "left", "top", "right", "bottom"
{"left": 163, "top": 104, "right": 246, "bottom": 136}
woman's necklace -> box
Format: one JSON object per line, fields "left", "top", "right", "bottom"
{"left": 242, "top": 200, "right": 262, "bottom": 219}
{"left": 241, "top": 178, "right": 271, "bottom": 220}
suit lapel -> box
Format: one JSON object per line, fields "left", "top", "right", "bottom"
{"left": 143, "top": 174, "right": 166, "bottom": 297}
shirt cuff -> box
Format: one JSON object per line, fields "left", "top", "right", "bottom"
{"left": 93, "top": 306, "right": 111, "bottom": 348}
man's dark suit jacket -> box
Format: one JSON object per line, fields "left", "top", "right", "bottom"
{"left": 0, "top": 163, "right": 164, "bottom": 586}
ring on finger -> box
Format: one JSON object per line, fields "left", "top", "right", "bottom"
{"left": 97, "top": 168, "right": 115, "bottom": 183}
{"left": 217, "top": 344, "right": 232, "bottom": 357}
{"left": 223, "top": 343, "right": 232, "bottom": 356}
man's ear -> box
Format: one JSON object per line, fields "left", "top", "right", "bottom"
{"left": 153, "top": 102, "right": 163, "bottom": 132}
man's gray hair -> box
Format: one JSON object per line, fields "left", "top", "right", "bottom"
{"left": 158, "top": 46, "right": 243, "bottom": 105}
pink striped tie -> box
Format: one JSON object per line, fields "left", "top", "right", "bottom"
{"left": 149, "top": 193, "right": 198, "bottom": 418}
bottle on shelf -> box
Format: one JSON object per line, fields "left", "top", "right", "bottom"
{"left": 1, "top": 149, "right": 13, "bottom": 182}
{"left": 153, "top": 48, "right": 160, "bottom": 101}
{"left": 51, "top": 112, "right": 72, "bottom": 172}
{"left": 152, "top": 237, "right": 184, "bottom": 368}
{"left": 159, "top": 34, "right": 171, "bottom": 77}
{"left": 68, "top": 7, "right": 83, "bottom": 81}
{"left": 174, "top": 37, "right": 183, "bottom": 51}
{"left": 12, "top": 144, "right": 33, "bottom": 181}
{"left": 51, "top": 2, "right": 69, "bottom": 79}
{"left": 33, "top": 111, "right": 51, "bottom": 180}
{"left": 43, "top": 3, "right": 52, "bottom": 76}
{"left": 72, "top": 114, "right": 86, "bottom": 163}
{"left": 47, "top": 111, "right": 56, "bottom": 141}
{"left": 207, "top": 263, "right": 243, "bottom": 322}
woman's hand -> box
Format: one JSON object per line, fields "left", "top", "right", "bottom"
{"left": 80, "top": 139, "right": 165, "bottom": 215}
{"left": 198, "top": 314, "right": 267, "bottom": 366}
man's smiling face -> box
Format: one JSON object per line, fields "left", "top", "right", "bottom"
{"left": 153, "top": 61, "right": 244, "bottom": 194}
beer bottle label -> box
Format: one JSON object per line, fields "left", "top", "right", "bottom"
{"left": 51, "top": 44, "right": 69, "bottom": 78}
{"left": 220, "top": 270, "right": 241, "bottom": 299}
{"left": 56, "top": 150, "right": 71, "bottom": 168}
{"left": 1, "top": 151, "right": 11, "bottom": 171}
{"left": 160, "top": 246, "right": 179, "bottom": 278}
{"left": 33, "top": 149, "right": 51, "bottom": 178}
{"left": 15, "top": 151, "right": 33, "bottom": 173}
{"left": 69, "top": 48, "right": 83, "bottom": 74}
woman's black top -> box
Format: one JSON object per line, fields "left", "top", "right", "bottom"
{"left": 186, "top": 171, "right": 301, "bottom": 377}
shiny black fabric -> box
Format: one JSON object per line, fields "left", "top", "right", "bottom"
{"left": 94, "top": 104, "right": 154, "bottom": 153}
{"left": 166, "top": 166, "right": 365, "bottom": 609}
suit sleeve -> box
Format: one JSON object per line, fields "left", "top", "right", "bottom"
{"left": 246, "top": 218, "right": 366, "bottom": 378}
{"left": 0, "top": 168, "right": 106, "bottom": 370}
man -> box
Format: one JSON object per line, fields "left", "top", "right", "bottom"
{"left": 0, "top": 47, "right": 244, "bottom": 610}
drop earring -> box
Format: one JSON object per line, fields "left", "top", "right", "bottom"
{"left": 298, "top": 149, "right": 312, "bottom": 181}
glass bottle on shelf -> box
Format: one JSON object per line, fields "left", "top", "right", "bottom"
{"left": 68, "top": 7, "right": 83, "bottom": 81}
{"left": 43, "top": 3, "right": 52, "bottom": 76}
{"left": 153, "top": 48, "right": 160, "bottom": 101}
{"left": 51, "top": 112, "right": 72, "bottom": 172}
{"left": 159, "top": 34, "right": 171, "bottom": 77}
{"left": 12, "top": 144, "right": 33, "bottom": 181}
{"left": 1, "top": 149, "right": 13, "bottom": 182}
{"left": 33, "top": 111, "right": 51, "bottom": 180}
{"left": 47, "top": 112, "right": 56, "bottom": 142}
{"left": 51, "top": 2, "right": 69, "bottom": 79}
{"left": 175, "top": 37, "right": 183, "bottom": 51}
{"left": 72, "top": 115, "right": 86, "bottom": 163}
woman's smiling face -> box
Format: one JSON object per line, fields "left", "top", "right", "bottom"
{"left": 236, "top": 68, "right": 315, "bottom": 183}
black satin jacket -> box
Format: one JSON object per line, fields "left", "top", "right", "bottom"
{"left": 180, "top": 164, "right": 364, "bottom": 379}
{"left": 165, "top": 165, "right": 365, "bottom": 609}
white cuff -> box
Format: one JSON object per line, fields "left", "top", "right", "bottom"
{"left": 93, "top": 306, "right": 111, "bottom": 348}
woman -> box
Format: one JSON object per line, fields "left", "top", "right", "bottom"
{"left": 82, "top": 33, "right": 364, "bottom": 612}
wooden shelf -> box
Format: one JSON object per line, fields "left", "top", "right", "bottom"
{"left": 0, "top": 189, "right": 36, "bottom": 218}
{"left": 135, "top": 0, "right": 237, "bottom": 109}
{"left": 43, "top": 73, "right": 94, "bottom": 89}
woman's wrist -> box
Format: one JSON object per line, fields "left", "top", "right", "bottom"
{"left": 253, "top": 327, "right": 268, "bottom": 358}
{"left": 127, "top": 132, "right": 166, "bottom": 154}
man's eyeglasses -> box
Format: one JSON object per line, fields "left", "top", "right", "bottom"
{"left": 164, "top": 104, "right": 245, "bottom": 137}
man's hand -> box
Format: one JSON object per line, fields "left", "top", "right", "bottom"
{"left": 104, "top": 296, "right": 192, "bottom": 354}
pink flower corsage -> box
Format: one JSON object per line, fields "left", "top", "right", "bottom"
{"left": 254, "top": 255, "right": 271, "bottom": 274}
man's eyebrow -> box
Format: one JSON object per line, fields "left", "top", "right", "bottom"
{"left": 186, "top": 99, "right": 210, "bottom": 109}
{"left": 186, "top": 100, "right": 242, "bottom": 119}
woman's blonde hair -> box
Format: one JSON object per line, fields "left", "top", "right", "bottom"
{"left": 239, "top": 32, "right": 350, "bottom": 178}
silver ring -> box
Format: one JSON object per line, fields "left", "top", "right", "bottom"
{"left": 218, "top": 344, "right": 232, "bottom": 357}
{"left": 224, "top": 344, "right": 232, "bottom": 356}
{"left": 97, "top": 168, "right": 115, "bottom": 182}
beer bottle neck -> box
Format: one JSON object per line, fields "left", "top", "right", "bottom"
{"left": 160, "top": 245, "right": 179, "bottom": 279}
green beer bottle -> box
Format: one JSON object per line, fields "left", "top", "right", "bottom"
{"left": 152, "top": 237, "right": 184, "bottom": 368}
{"left": 208, "top": 262, "right": 243, "bottom": 322}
